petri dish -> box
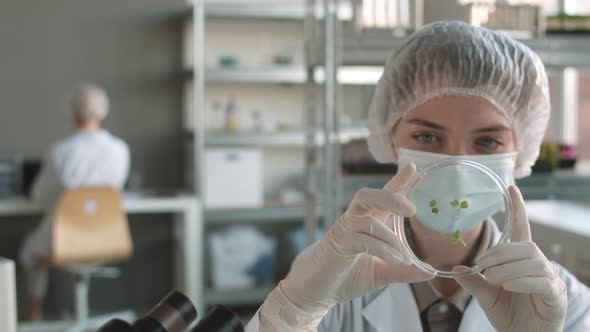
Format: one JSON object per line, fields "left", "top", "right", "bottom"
{"left": 391, "top": 158, "right": 513, "bottom": 278}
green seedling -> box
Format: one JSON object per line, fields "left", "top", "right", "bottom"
{"left": 451, "top": 230, "right": 467, "bottom": 247}
{"left": 430, "top": 198, "right": 470, "bottom": 246}
{"left": 450, "top": 199, "right": 470, "bottom": 245}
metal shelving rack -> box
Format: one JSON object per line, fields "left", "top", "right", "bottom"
{"left": 184, "top": 126, "right": 368, "bottom": 147}
{"left": 187, "top": 0, "right": 340, "bottom": 309}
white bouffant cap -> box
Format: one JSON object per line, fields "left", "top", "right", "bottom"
{"left": 367, "top": 21, "right": 550, "bottom": 178}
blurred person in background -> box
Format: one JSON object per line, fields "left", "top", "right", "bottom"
{"left": 19, "top": 83, "right": 130, "bottom": 320}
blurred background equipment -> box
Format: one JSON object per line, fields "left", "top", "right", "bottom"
{"left": 0, "top": 160, "right": 17, "bottom": 197}
{"left": 0, "top": 258, "right": 17, "bottom": 332}
{"left": 204, "top": 149, "right": 263, "bottom": 208}
{"left": 190, "top": 305, "right": 243, "bottom": 332}
{"left": 545, "top": 0, "right": 590, "bottom": 33}
{"left": 209, "top": 227, "right": 276, "bottom": 290}
{"left": 20, "top": 160, "right": 42, "bottom": 198}
{"left": 96, "top": 291, "right": 197, "bottom": 332}
{"left": 353, "top": 0, "right": 544, "bottom": 39}
{"left": 341, "top": 140, "right": 397, "bottom": 174}
{"left": 97, "top": 291, "right": 244, "bottom": 332}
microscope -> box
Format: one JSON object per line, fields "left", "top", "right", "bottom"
{"left": 96, "top": 290, "right": 244, "bottom": 332}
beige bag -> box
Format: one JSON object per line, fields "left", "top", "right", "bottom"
{"left": 50, "top": 187, "right": 133, "bottom": 266}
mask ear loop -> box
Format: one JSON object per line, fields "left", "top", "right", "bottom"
{"left": 391, "top": 139, "right": 400, "bottom": 163}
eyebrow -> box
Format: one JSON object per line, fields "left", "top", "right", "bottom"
{"left": 406, "top": 118, "right": 447, "bottom": 130}
{"left": 471, "top": 125, "right": 512, "bottom": 133}
{"left": 406, "top": 118, "right": 511, "bottom": 133}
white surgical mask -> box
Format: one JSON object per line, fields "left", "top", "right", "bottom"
{"left": 397, "top": 148, "right": 516, "bottom": 235}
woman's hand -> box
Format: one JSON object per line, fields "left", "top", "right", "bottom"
{"left": 257, "top": 163, "right": 435, "bottom": 331}
{"left": 455, "top": 186, "right": 567, "bottom": 332}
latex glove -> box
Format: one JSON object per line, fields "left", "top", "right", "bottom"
{"left": 257, "top": 163, "right": 435, "bottom": 331}
{"left": 454, "top": 185, "right": 567, "bottom": 332}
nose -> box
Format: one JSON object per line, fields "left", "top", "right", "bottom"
{"left": 443, "top": 141, "right": 471, "bottom": 156}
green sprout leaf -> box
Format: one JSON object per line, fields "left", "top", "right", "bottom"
{"left": 450, "top": 200, "right": 460, "bottom": 207}
{"left": 432, "top": 207, "right": 439, "bottom": 214}
{"left": 451, "top": 230, "right": 467, "bottom": 247}
{"left": 429, "top": 200, "right": 437, "bottom": 208}
{"left": 460, "top": 200, "right": 469, "bottom": 209}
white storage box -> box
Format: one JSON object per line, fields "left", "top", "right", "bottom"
{"left": 205, "top": 148, "right": 263, "bottom": 208}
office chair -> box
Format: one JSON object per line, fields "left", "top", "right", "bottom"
{"left": 50, "top": 187, "right": 134, "bottom": 332}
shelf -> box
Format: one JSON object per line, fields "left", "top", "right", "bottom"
{"left": 205, "top": 285, "right": 275, "bottom": 306}
{"left": 185, "top": 67, "right": 307, "bottom": 84}
{"left": 313, "top": 66, "right": 384, "bottom": 85}
{"left": 205, "top": 2, "right": 305, "bottom": 20}
{"left": 204, "top": 130, "right": 309, "bottom": 147}
{"left": 187, "top": 1, "right": 353, "bottom": 21}
{"left": 205, "top": 205, "right": 308, "bottom": 224}
{"left": 340, "top": 34, "right": 590, "bottom": 68}
{"left": 185, "top": 66, "right": 384, "bottom": 85}
{"left": 522, "top": 36, "right": 590, "bottom": 67}
{"left": 185, "top": 126, "right": 369, "bottom": 147}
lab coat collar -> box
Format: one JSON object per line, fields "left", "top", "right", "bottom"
{"left": 458, "top": 298, "right": 496, "bottom": 332}
{"left": 362, "top": 283, "right": 496, "bottom": 332}
{"left": 362, "top": 218, "right": 502, "bottom": 332}
{"left": 362, "top": 283, "right": 423, "bottom": 332}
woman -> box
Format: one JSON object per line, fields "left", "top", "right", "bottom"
{"left": 19, "top": 84, "right": 130, "bottom": 320}
{"left": 245, "top": 21, "right": 590, "bottom": 331}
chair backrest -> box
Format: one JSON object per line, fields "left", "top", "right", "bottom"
{"left": 50, "top": 187, "right": 133, "bottom": 267}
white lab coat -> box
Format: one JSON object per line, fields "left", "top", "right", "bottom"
{"left": 245, "top": 221, "right": 590, "bottom": 331}
{"left": 19, "top": 129, "right": 130, "bottom": 270}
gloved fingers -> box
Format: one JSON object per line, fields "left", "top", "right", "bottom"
{"left": 340, "top": 214, "right": 408, "bottom": 258}
{"left": 453, "top": 266, "right": 500, "bottom": 311}
{"left": 343, "top": 231, "right": 410, "bottom": 265}
{"left": 501, "top": 276, "right": 565, "bottom": 301}
{"left": 483, "top": 258, "right": 556, "bottom": 286}
{"left": 383, "top": 162, "right": 416, "bottom": 193}
{"left": 508, "top": 185, "right": 532, "bottom": 242}
{"left": 374, "top": 260, "right": 435, "bottom": 286}
{"left": 476, "top": 241, "right": 543, "bottom": 268}
{"left": 347, "top": 188, "right": 415, "bottom": 218}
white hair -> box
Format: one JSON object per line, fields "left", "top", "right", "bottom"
{"left": 71, "top": 83, "right": 109, "bottom": 122}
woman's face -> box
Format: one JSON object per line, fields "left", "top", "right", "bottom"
{"left": 393, "top": 95, "right": 516, "bottom": 155}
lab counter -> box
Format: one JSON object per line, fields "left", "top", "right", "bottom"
{"left": 526, "top": 200, "right": 590, "bottom": 238}
{"left": 0, "top": 194, "right": 204, "bottom": 317}
{"left": 525, "top": 200, "right": 590, "bottom": 286}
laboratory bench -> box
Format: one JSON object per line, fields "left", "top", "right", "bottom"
{"left": 525, "top": 200, "right": 590, "bottom": 286}
{"left": 0, "top": 194, "right": 204, "bottom": 318}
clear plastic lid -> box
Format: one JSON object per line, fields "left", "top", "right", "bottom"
{"left": 391, "top": 158, "right": 513, "bottom": 278}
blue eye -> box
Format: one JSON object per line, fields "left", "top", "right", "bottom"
{"left": 415, "top": 134, "right": 438, "bottom": 143}
{"left": 477, "top": 138, "right": 499, "bottom": 148}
